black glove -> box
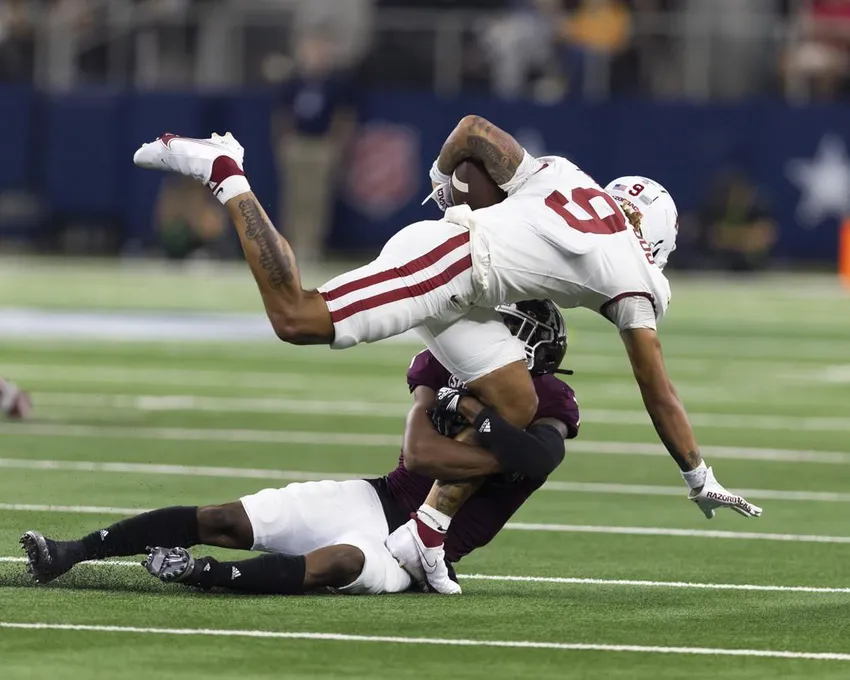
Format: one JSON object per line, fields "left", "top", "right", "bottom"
{"left": 428, "top": 386, "right": 470, "bottom": 438}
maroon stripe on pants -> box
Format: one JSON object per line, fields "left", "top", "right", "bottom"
{"left": 328, "top": 255, "right": 473, "bottom": 323}
{"left": 321, "top": 232, "right": 471, "bottom": 302}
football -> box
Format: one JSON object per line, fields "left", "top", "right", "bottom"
{"left": 451, "top": 159, "right": 507, "bottom": 210}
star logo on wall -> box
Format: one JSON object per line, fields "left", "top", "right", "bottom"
{"left": 786, "top": 134, "right": 850, "bottom": 229}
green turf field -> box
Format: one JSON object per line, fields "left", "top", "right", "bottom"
{"left": 1, "top": 262, "right": 850, "bottom": 678}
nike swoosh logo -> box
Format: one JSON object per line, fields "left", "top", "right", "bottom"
{"left": 414, "top": 539, "right": 439, "bottom": 571}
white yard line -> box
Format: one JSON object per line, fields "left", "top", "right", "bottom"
{"left": 572, "top": 441, "right": 850, "bottom": 464}
{"left": 506, "top": 523, "right": 850, "bottom": 544}
{"left": 543, "top": 481, "right": 850, "bottom": 503}
{"left": 0, "top": 423, "right": 401, "bottom": 447}
{"left": 1, "top": 556, "right": 846, "bottom": 594}
{"left": 0, "top": 364, "right": 394, "bottom": 391}
{"left": 0, "top": 457, "right": 846, "bottom": 503}
{"left": 460, "top": 574, "right": 850, "bottom": 594}
{"left": 16, "top": 390, "right": 850, "bottom": 432}
{"left": 5, "top": 422, "right": 850, "bottom": 458}
{"left": 2, "top": 503, "right": 849, "bottom": 544}
{"left": 5, "top": 418, "right": 849, "bottom": 464}
{"left": 0, "top": 458, "right": 365, "bottom": 482}
{"left": 0, "top": 622, "right": 848, "bottom": 661}
{"left": 0, "top": 557, "right": 141, "bottom": 567}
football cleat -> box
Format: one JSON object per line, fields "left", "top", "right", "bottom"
{"left": 20, "top": 530, "right": 76, "bottom": 584}
{"left": 385, "top": 519, "right": 462, "bottom": 595}
{"left": 133, "top": 132, "right": 246, "bottom": 199}
{"left": 144, "top": 546, "right": 213, "bottom": 588}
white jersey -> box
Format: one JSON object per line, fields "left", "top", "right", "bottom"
{"left": 444, "top": 153, "right": 671, "bottom": 330}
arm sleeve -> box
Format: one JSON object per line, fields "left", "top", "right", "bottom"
{"left": 603, "top": 294, "right": 658, "bottom": 331}
{"left": 470, "top": 408, "right": 565, "bottom": 479}
{"left": 498, "top": 150, "right": 544, "bottom": 196}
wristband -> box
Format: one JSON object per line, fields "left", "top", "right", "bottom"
{"left": 429, "top": 159, "right": 451, "bottom": 186}
{"left": 681, "top": 460, "right": 708, "bottom": 489}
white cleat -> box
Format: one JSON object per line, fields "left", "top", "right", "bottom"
{"left": 386, "top": 518, "right": 462, "bottom": 595}
{"left": 133, "top": 132, "right": 246, "bottom": 197}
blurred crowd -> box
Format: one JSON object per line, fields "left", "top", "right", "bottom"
{"left": 3, "top": 1, "right": 850, "bottom": 101}
{"left": 1, "top": 0, "right": 824, "bottom": 269}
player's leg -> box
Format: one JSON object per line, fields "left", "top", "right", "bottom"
{"left": 146, "top": 538, "right": 411, "bottom": 595}
{"left": 134, "top": 134, "right": 476, "bottom": 348}
{"left": 238, "top": 479, "right": 391, "bottom": 555}
{"left": 421, "top": 307, "right": 539, "bottom": 427}
{"left": 387, "top": 309, "right": 537, "bottom": 593}
{"left": 20, "top": 501, "right": 261, "bottom": 584}
{"left": 147, "top": 481, "right": 413, "bottom": 594}
{"left": 21, "top": 505, "right": 210, "bottom": 583}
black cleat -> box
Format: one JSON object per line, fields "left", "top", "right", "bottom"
{"left": 19, "top": 531, "right": 77, "bottom": 584}
{"left": 144, "top": 546, "right": 215, "bottom": 589}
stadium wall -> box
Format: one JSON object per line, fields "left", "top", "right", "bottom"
{"left": 0, "top": 86, "right": 847, "bottom": 261}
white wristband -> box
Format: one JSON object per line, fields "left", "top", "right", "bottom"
{"left": 429, "top": 159, "right": 451, "bottom": 186}
{"left": 681, "top": 460, "right": 708, "bottom": 489}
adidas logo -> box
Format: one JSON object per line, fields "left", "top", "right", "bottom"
{"left": 203, "top": 562, "right": 211, "bottom": 572}
{"left": 478, "top": 419, "right": 491, "bottom": 434}
{"left": 231, "top": 566, "right": 241, "bottom": 580}
{"left": 99, "top": 529, "right": 109, "bottom": 541}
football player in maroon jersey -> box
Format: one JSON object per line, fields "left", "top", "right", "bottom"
{"left": 21, "top": 301, "right": 577, "bottom": 596}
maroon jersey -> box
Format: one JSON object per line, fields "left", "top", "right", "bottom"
{"left": 373, "top": 350, "right": 580, "bottom": 563}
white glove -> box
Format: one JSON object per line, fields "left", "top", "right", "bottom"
{"left": 422, "top": 182, "right": 453, "bottom": 212}
{"left": 687, "top": 466, "right": 763, "bottom": 519}
{"left": 385, "top": 518, "right": 462, "bottom": 595}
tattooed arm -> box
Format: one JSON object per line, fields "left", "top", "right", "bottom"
{"left": 620, "top": 327, "right": 702, "bottom": 472}
{"left": 224, "top": 194, "right": 333, "bottom": 345}
{"left": 435, "top": 115, "right": 528, "bottom": 187}
{"left": 421, "top": 427, "right": 485, "bottom": 517}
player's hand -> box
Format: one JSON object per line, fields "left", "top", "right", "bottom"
{"left": 429, "top": 386, "right": 472, "bottom": 437}
{"left": 434, "top": 386, "right": 469, "bottom": 416}
{"left": 385, "top": 519, "right": 462, "bottom": 595}
{"left": 688, "top": 467, "right": 763, "bottom": 519}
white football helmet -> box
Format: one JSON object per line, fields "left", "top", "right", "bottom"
{"left": 605, "top": 176, "right": 678, "bottom": 269}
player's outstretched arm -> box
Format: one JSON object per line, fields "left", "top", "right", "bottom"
{"left": 224, "top": 193, "right": 333, "bottom": 345}
{"left": 435, "top": 115, "right": 527, "bottom": 187}
{"left": 621, "top": 328, "right": 762, "bottom": 519}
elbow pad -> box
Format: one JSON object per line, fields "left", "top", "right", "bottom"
{"left": 471, "top": 408, "right": 565, "bottom": 478}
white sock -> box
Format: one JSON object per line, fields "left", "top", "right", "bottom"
{"left": 416, "top": 504, "right": 452, "bottom": 534}
{"left": 214, "top": 175, "right": 251, "bottom": 206}
{"left": 681, "top": 460, "right": 708, "bottom": 489}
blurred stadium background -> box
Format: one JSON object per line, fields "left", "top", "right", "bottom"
{"left": 2, "top": 2, "right": 850, "bottom": 679}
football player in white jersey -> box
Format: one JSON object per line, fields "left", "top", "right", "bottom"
{"left": 133, "top": 118, "right": 761, "bottom": 593}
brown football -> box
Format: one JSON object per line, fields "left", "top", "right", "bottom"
{"left": 451, "top": 159, "right": 507, "bottom": 210}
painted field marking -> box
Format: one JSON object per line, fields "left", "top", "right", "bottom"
{"left": 5, "top": 419, "right": 850, "bottom": 465}
{"left": 0, "top": 423, "right": 401, "bottom": 447}
{"left": 1, "top": 622, "right": 848, "bottom": 661}
{"left": 505, "top": 523, "right": 850, "bottom": 544}
{"left": 2, "top": 504, "right": 849, "bottom": 544}
{"left": 1, "top": 557, "right": 847, "bottom": 594}
{"left": 4, "top": 422, "right": 850, "bottom": 461}
{"left": 0, "top": 457, "right": 845, "bottom": 504}
{"left": 17, "top": 390, "right": 850, "bottom": 432}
